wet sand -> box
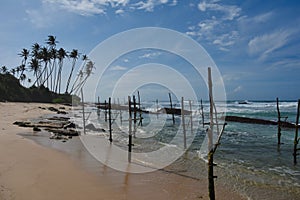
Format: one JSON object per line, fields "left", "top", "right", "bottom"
{"left": 0, "top": 102, "right": 245, "bottom": 200}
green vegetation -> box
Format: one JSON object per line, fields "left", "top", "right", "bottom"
{"left": 0, "top": 73, "right": 80, "bottom": 103}
{"left": 0, "top": 35, "right": 94, "bottom": 103}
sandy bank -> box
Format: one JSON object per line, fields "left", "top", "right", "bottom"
{"left": 0, "top": 102, "right": 244, "bottom": 200}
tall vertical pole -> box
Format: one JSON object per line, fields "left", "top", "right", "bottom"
{"left": 104, "top": 100, "right": 108, "bottom": 122}
{"left": 169, "top": 93, "right": 175, "bottom": 125}
{"left": 137, "top": 91, "right": 143, "bottom": 126}
{"left": 181, "top": 97, "right": 187, "bottom": 149}
{"left": 133, "top": 95, "right": 137, "bottom": 138}
{"left": 118, "top": 98, "right": 122, "bottom": 125}
{"left": 293, "top": 99, "right": 300, "bottom": 164}
{"left": 128, "top": 96, "right": 132, "bottom": 162}
{"left": 276, "top": 97, "right": 282, "bottom": 145}
{"left": 156, "top": 99, "right": 159, "bottom": 119}
{"left": 108, "top": 97, "right": 112, "bottom": 143}
{"left": 189, "top": 100, "right": 193, "bottom": 134}
{"left": 81, "top": 88, "right": 86, "bottom": 135}
{"left": 208, "top": 67, "right": 215, "bottom": 200}
{"left": 201, "top": 99, "right": 205, "bottom": 128}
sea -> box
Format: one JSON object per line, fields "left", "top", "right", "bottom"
{"left": 27, "top": 100, "right": 300, "bottom": 199}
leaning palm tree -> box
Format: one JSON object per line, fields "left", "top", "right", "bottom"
{"left": 65, "top": 49, "right": 79, "bottom": 94}
{"left": 69, "top": 54, "right": 88, "bottom": 93}
{"left": 71, "top": 60, "right": 95, "bottom": 94}
{"left": 29, "top": 58, "right": 41, "bottom": 87}
{"left": 55, "top": 48, "right": 68, "bottom": 94}
{"left": 40, "top": 47, "right": 51, "bottom": 88}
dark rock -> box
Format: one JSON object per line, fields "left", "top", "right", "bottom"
{"left": 33, "top": 126, "right": 41, "bottom": 132}
{"left": 57, "top": 110, "right": 67, "bottom": 114}
{"left": 48, "top": 107, "right": 59, "bottom": 112}
{"left": 85, "top": 123, "right": 105, "bottom": 132}
{"left": 63, "top": 122, "right": 76, "bottom": 129}
{"left": 59, "top": 107, "right": 65, "bottom": 110}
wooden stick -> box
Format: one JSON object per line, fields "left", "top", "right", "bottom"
{"left": 169, "top": 93, "right": 175, "bottom": 125}
{"left": 201, "top": 99, "right": 205, "bottom": 128}
{"left": 128, "top": 96, "right": 132, "bottom": 163}
{"left": 189, "top": 100, "right": 193, "bottom": 135}
{"left": 108, "top": 97, "right": 112, "bottom": 143}
{"left": 276, "top": 97, "right": 282, "bottom": 145}
{"left": 207, "top": 67, "right": 215, "bottom": 200}
{"left": 80, "top": 88, "right": 86, "bottom": 135}
{"left": 293, "top": 99, "right": 300, "bottom": 164}
{"left": 181, "top": 97, "right": 187, "bottom": 149}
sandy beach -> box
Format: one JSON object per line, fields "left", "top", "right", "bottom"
{"left": 0, "top": 102, "right": 245, "bottom": 200}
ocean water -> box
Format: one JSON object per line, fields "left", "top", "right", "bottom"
{"left": 71, "top": 100, "right": 300, "bottom": 200}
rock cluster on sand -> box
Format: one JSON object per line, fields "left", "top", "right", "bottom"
{"left": 13, "top": 106, "right": 106, "bottom": 142}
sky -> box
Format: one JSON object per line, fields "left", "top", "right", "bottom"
{"left": 0, "top": 0, "right": 300, "bottom": 101}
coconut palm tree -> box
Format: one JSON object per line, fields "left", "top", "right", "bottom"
{"left": 18, "top": 48, "right": 29, "bottom": 82}
{"left": 31, "top": 43, "right": 41, "bottom": 59}
{"left": 65, "top": 49, "right": 79, "bottom": 94}
{"left": 69, "top": 54, "right": 88, "bottom": 93}
{"left": 46, "top": 35, "right": 58, "bottom": 48}
{"left": 29, "top": 58, "right": 41, "bottom": 87}
{"left": 1, "top": 66, "right": 8, "bottom": 74}
{"left": 71, "top": 60, "right": 95, "bottom": 94}
{"left": 55, "top": 48, "right": 68, "bottom": 94}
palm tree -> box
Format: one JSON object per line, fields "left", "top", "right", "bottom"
{"left": 18, "top": 48, "right": 29, "bottom": 82}
{"left": 40, "top": 47, "right": 51, "bottom": 87}
{"left": 19, "top": 73, "right": 26, "bottom": 85}
{"left": 71, "top": 60, "right": 95, "bottom": 94}
{"left": 55, "top": 48, "right": 68, "bottom": 94}
{"left": 29, "top": 58, "right": 41, "bottom": 87}
{"left": 69, "top": 54, "right": 88, "bottom": 93}
{"left": 65, "top": 49, "right": 79, "bottom": 94}
{"left": 46, "top": 35, "right": 58, "bottom": 48}
{"left": 1, "top": 66, "right": 8, "bottom": 74}
{"left": 10, "top": 68, "right": 16, "bottom": 76}
{"left": 31, "top": 43, "right": 41, "bottom": 59}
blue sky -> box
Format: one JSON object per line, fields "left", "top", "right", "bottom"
{"left": 0, "top": 0, "right": 300, "bottom": 101}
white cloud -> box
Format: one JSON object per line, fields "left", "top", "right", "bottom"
{"left": 198, "top": 0, "right": 241, "bottom": 20}
{"left": 139, "top": 52, "right": 162, "bottom": 58}
{"left": 248, "top": 29, "right": 293, "bottom": 60}
{"left": 188, "top": 1, "right": 242, "bottom": 50}
{"left": 115, "top": 9, "right": 124, "bottom": 14}
{"left": 43, "top": 0, "right": 176, "bottom": 15}
{"left": 109, "top": 65, "right": 127, "bottom": 71}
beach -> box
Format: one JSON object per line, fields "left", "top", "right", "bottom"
{"left": 0, "top": 102, "right": 244, "bottom": 200}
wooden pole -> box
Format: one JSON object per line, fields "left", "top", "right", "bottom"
{"left": 81, "top": 88, "right": 86, "bottom": 135}
{"left": 137, "top": 91, "right": 143, "bottom": 126}
{"left": 293, "top": 99, "right": 300, "bottom": 164}
{"left": 276, "top": 97, "right": 282, "bottom": 145}
{"left": 104, "top": 100, "right": 108, "bottom": 122}
{"left": 133, "top": 95, "right": 137, "bottom": 138}
{"left": 108, "top": 97, "right": 112, "bottom": 143}
{"left": 128, "top": 96, "right": 132, "bottom": 163}
{"left": 118, "top": 98, "right": 122, "bottom": 125}
{"left": 207, "top": 67, "right": 215, "bottom": 200}
{"left": 201, "top": 99, "right": 205, "bottom": 128}
{"left": 189, "top": 100, "right": 193, "bottom": 135}
{"left": 181, "top": 97, "right": 187, "bottom": 149}
{"left": 169, "top": 93, "right": 175, "bottom": 125}
{"left": 156, "top": 99, "right": 159, "bottom": 119}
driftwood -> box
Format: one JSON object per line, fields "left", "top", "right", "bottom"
{"left": 157, "top": 107, "right": 192, "bottom": 115}
{"left": 224, "top": 116, "right": 296, "bottom": 128}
